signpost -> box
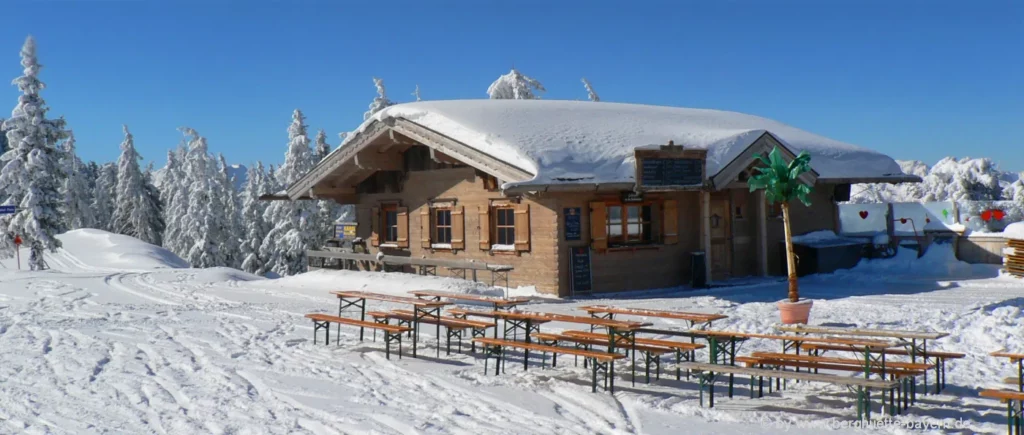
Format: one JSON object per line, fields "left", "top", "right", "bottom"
{"left": 569, "top": 246, "right": 592, "bottom": 295}
{"left": 0, "top": 205, "right": 15, "bottom": 215}
{"left": 564, "top": 207, "right": 581, "bottom": 241}
{"left": 13, "top": 235, "right": 21, "bottom": 270}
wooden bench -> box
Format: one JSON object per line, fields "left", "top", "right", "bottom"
{"left": 798, "top": 342, "right": 964, "bottom": 393}
{"left": 979, "top": 389, "right": 1024, "bottom": 434}
{"left": 473, "top": 337, "right": 625, "bottom": 392}
{"left": 679, "top": 361, "right": 899, "bottom": 421}
{"left": 561, "top": 330, "right": 706, "bottom": 380}
{"left": 367, "top": 309, "right": 494, "bottom": 355}
{"left": 737, "top": 355, "right": 921, "bottom": 413}
{"left": 532, "top": 332, "right": 674, "bottom": 383}
{"left": 304, "top": 313, "right": 411, "bottom": 360}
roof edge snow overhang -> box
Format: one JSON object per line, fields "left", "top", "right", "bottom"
{"left": 709, "top": 131, "right": 820, "bottom": 190}
{"left": 286, "top": 117, "right": 532, "bottom": 200}
{"left": 819, "top": 174, "right": 923, "bottom": 184}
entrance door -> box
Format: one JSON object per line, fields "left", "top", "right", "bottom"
{"left": 709, "top": 196, "right": 732, "bottom": 281}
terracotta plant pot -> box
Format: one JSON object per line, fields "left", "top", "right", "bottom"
{"left": 777, "top": 299, "right": 813, "bottom": 324}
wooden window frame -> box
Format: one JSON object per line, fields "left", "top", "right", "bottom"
{"left": 381, "top": 204, "right": 400, "bottom": 244}
{"left": 605, "top": 201, "right": 654, "bottom": 247}
{"left": 493, "top": 206, "right": 516, "bottom": 248}
{"left": 433, "top": 207, "right": 453, "bottom": 246}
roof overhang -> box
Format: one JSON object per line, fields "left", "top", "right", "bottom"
{"left": 710, "top": 131, "right": 820, "bottom": 190}
{"left": 285, "top": 117, "right": 533, "bottom": 200}
{"left": 820, "top": 175, "right": 923, "bottom": 184}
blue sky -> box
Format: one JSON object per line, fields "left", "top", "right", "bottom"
{"left": 1, "top": 1, "right": 1021, "bottom": 172}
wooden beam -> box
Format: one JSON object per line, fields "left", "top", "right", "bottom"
{"left": 354, "top": 151, "right": 402, "bottom": 171}
{"left": 311, "top": 185, "right": 356, "bottom": 197}
{"left": 430, "top": 148, "right": 461, "bottom": 165}
{"left": 756, "top": 189, "right": 768, "bottom": 277}
{"left": 701, "top": 191, "right": 713, "bottom": 285}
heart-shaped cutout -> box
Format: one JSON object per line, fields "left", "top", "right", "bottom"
{"left": 859, "top": 211, "right": 869, "bottom": 219}
{"left": 926, "top": 218, "right": 931, "bottom": 224}
{"left": 900, "top": 218, "right": 907, "bottom": 224}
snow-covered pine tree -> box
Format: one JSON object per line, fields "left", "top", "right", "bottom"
{"left": 92, "top": 163, "right": 117, "bottom": 231}
{"left": 487, "top": 68, "right": 545, "bottom": 100}
{"left": 312, "top": 130, "right": 342, "bottom": 244}
{"left": 160, "top": 145, "right": 188, "bottom": 254}
{"left": 240, "top": 161, "right": 272, "bottom": 274}
{"left": 141, "top": 163, "right": 165, "bottom": 246}
{"left": 178, "top": 127, "right": 226, "bottom": 268}
{"left": 216, "top": 153, "right": 242, "bottom": 267}
{"left": 581, "top": 77, "right": 600, "bottom": 102}
{"left": 111, "top": 125, "right": 151, "bottom": 240}
{"left": 0, "top": 36, "right": 69, "bottom": 267}
{"left": 259, "top": 109, "right": 319, "bottom": 276}
{"left": 364, "top": 77, "right": 395, "bottom": 120}
{"left": 412, "top": 84, "right": 422, "bottom": 102}
{"left": 0, "top": 118, "right": 6, "bottom": 154}
{"left": 59, "top": 130, "right": 95, "bottom": 230}
{"left": 314, "top": 129, "right": 330, "bottom": 162}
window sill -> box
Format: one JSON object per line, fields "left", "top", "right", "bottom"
{"left": 379, "top": 243, "right": 400, "bottom": 248}
{"left": 431, "top": 243, "right": 453, "bottom": 250}
{"left": 606, "top": 245, "right": 661, "bottom": 253}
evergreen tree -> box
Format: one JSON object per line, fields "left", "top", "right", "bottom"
{"left": 160, "top": 145, "right": 188, "bottom": 254}
{"left": 92, "top": 163, "right": 117, "bottom": 231}
{"left": 111, "top": 125, "right": 152, "bottom": 241}
{"left": 141, "top": 163, "right": 165, "bottom": 246}
{"left": 216, "top": 153, "right": 242, "bottom": 267}
{"left": 0, "top": 118, "right": 6, "bottom": 154}
{"left": 581, "top": 77, "right": 600, "bottom": 102}
{"left": 314, "top": 129, "right": 330, "bottom": 162}
{"left": 364, "top": 77, "right": 394, "bottom": 120}
{"left": 259, "top": 109, "right": 318, "bottom": 276}
{"left": 313, "top": 131, "right": 341, "bottom": 244}
{"left": 412, "top": 84, "right": 421, "bottom": 102}
{"left": 178, "top": 127, "right": 225, "bottom": 268}
{"left": 240, "top": 161, "right": 271, "bottom": 274}
{"left": 487, "top": 68, "right": 545, "bottom": 100}
{"left": 59, "top": 130, "right": 95, "bottom": 230}
{"left": 0, "top": 36, "right": 68, "bottom": 267}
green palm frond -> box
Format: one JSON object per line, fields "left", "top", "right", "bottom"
{"left": 747, "top": 147, "right": 814, "bottom": 206}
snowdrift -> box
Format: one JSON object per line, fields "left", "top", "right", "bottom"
{"left": 56, "top": 229, "right": 190, "bottom": 270}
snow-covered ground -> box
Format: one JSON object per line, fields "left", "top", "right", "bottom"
{"left": 1, "top": 230, "right": 1023, "bottom": 434}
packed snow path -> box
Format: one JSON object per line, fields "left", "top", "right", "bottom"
{"left": 1, "top": 239, "right": 1023, "bottom": 433}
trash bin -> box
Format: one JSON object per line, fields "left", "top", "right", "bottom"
{"left": 690, "top": 251, "right": 707, "bottom": 288}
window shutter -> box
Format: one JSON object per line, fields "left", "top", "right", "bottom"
{"left": 370, "top": 206, "right": 380, "bottom": 247}
{"left": 589, "top": 201, "right": 607, "bottom": 251}
{"left": 514, "top": 204, "right": 530, "bottom": 251}
{"left": 452, "top": 206, "right": 465, "bottom": 250}
{"left": 420, "top": 207, "right": 431, "bottom": 248}
{"left": 478, "top": 206, "right": 490, "bottom": 250}
{"left": 396, "top": 207, "right": 409, "bottom": 248}
{"left": 663, "top": 199, "right": 679, "bottom": 245}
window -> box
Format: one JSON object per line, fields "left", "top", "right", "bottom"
{"left": 434, "top": 208, "right": 452, "bottom": 244}
{"left": 495, "top": 207, "right": 516, "bottom": 245}
{"left": 383, "top": 205, "right": 399, "bottom": 243}
{"left": 607, "top": 203, "right": 652, "bottom": 245}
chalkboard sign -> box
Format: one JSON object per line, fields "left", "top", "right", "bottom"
{"left": 570, "top": 246, "right": 593, "bottom": 294}
{"left": 640, "top": 158, "right": 703, "bottom": 187}
{"left": 564, "top": 207, "right": 581, "bottom": 241}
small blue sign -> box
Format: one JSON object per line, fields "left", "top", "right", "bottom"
{"left": 564, "top": 208, "right": 581, "bottom": 241}
{"left": 0, "top": 205, "right": 15, "bottom": 215}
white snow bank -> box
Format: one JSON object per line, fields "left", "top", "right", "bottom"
{"left": 56, "top": 229, "right": 190, "bottom": 269}
{"left": 791, "top": 230, "right": 865, "bottom": 247}
{"left": 356, "top": 100, "right": 907, "bottom": 188}
{"left": 253, "top": 269, "right": 544, "bottom": 300}
{"left": 1005, "top": 222, "right": 1024, "bottom": 240}
{"left": 833, "top": 242, "right": 977, "bottom": 279}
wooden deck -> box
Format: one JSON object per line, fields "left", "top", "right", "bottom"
{"left": 307, "top": 250, "right": 514, "bottom": 286}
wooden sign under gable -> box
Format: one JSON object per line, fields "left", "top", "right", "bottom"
{"left": 634, "top": 141, "right": 708, "bottom": 191}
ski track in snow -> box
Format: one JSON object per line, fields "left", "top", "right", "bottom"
{"left": 1, "top": 244, "right": 1022, "bottom": 433}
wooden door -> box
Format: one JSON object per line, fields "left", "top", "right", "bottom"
{"left": 709, "top": 197, "right": 732, "bottom": 281}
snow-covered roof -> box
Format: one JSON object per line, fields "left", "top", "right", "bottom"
{"left": 353, "top": 100, "right": 912, "bottom": 189}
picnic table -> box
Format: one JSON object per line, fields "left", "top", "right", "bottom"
{"left": 776, "top": 324, "right": 958, "bottom": 394}
{"left": 332, "top": 291, "right": 451, "bottom": 358}
{"left": 408, "top": 290, "right": 530, "bottom": 310}
{"left": 992, "top": 351, "right": 1024, "bottom": 392}
{"left": 693, "top": 329, "right": 899, "bottom": 398}
{"left": 579, "top": 305, "right": 728, "bottom": 330}
{"left": 484, "top": 310, "right": 651, "bottom": 388}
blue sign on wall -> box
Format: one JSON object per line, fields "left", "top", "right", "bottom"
{"left": 564, "top": 207, "right": 581, "bottom": 241}
{"left": 0, "top": 205, "right": 15, "bottom": 215}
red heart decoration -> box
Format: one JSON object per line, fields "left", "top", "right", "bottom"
{"left": 859, "top": 211, "right": 869, "bottom": 219}
{"left": 966, "top": 217, "right": 971, "bottom": 222}
{"left": 981, "top": 210, "right": 993, "bottom": 222}
{"left": 926, "top": 218, "right": 931, "bottom": 224}
{"left": 900, "top": 218, "right": 907, "bottom": 224}
{"left": 993, "top": 210, "right": 1006, "bottom": 221}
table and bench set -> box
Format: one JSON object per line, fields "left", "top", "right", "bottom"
{"left": 301, "top": 291, "right": 1024, "bottom": 426}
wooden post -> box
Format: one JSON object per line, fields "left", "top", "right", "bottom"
{"left": 756, "top": 190, "right": 768, "bottom": 277}
{"left": 701, "top": 191, "right": 713, "bottom": 284}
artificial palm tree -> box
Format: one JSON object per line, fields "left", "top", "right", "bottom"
{"left": 749, "top": 146, "right": 813, "bottom": 303}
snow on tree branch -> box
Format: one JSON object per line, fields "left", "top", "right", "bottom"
{"left": 364, "top": 77, "right": 395, "bottom": 120}
{"left": 487, "top": 68, "right": 545, "bottom": 100}
{"left": 581, "top": 77, "right": 600, "bottom": 102}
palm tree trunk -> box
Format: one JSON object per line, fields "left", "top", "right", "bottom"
{"left": 781, "top": 202, "right": 799, "bottom": 302}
